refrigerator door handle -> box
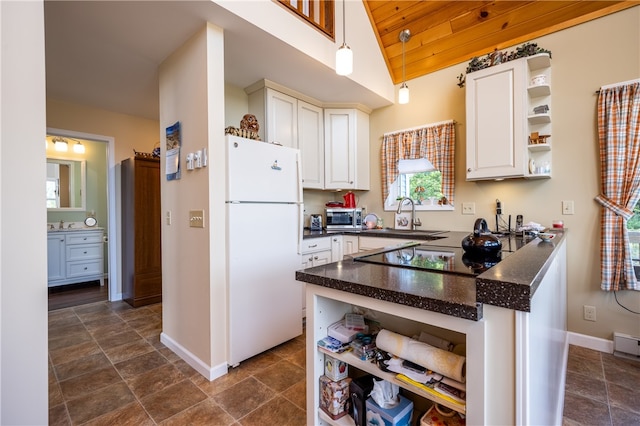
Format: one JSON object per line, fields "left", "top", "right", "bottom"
{"left": 297, "top": 203, "right": 304, "bottom": 254}
{"left": 295, "top": 151, "right": 303, "bottom": 203}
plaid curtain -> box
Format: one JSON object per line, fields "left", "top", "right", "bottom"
{"left": 381, "top": 121, "right": 455, "bottom": 206}
{"left": 595, "top": 81, "right": 640, "bottom": 291}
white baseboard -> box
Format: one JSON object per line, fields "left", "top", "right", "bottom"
{"left": 160, "top": 332, "right": 228, "bottom": 381}
{"left": 567, "top": 332, "right": 614, "bottom": 354}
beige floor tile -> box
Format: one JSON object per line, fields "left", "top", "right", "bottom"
{"left": 162, "top": 399, "right": 235, "bottom": 426}
{"left": 126, "top": 363, "right": 186, "bottom": 399}
{"left": 253, "top": 359, "right": 306, "bottom": 393}
{"left": 213, "top": 376, "right": 275, "bottom": 419}
{"left": 82, "top": 402, "right": 155, "bottom": 426}
{"left": 66, "top": 382, "right": 136, "bottom": 424}
{"left": 238, "top": 395, "right": 306, "bottom": 426}
{"left": 140, "top": 380, "right": 208, "bottom": 423}
{"left": 59, "top": 366, "right": 123, "bottom": 400}
{"left": 115, "top": 350, "right": 169, "bottom": 379}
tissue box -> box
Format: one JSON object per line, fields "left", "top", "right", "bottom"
{"left": 366, "top": 394, "right": 413, "bottom": 426}
{"left": 324, "top": 354, "right": 348, "bottom": 381}
{"left": 319, "top": 375, "right": 351, "bottom": 420}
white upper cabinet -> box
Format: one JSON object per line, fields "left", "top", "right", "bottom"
{"left": 324, "top": 108, "right": 370, "bottom": 190}
{"left": 466, "top": 53, "right": 551, "bottom": 181}
{"left": 298, "top": 101, "right": 324, "bottom": 189}
{"left": 247, "top": 80, "right": 370, "bottom": 191}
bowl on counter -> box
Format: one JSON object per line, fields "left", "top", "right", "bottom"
{"left": 538, "top": 232, "right": 555, "bottom": 242}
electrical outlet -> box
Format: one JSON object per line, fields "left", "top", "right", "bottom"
{"left": 584, "top": 305, "right": 596, "bottom": 322}
{"left": 189, "top": 209, "right": 205, "bottom": 228}
{"left": 562, "top": 200, "right": 574, "bottom": 215}
{"left": 166, "top": 211, "right": 172, "bottom": 225}
{"left": 462, "top": 202, "right": 475, "bottom": 215}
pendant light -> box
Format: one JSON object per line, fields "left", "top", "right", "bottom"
{"left": 336, "top": 0, "right": 352, "bottom": 76}
{"left": 398, "top": 29, "right": 411, "bottom": 104}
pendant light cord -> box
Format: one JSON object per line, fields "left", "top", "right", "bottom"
{"left": 342, "top": 0, "right": 346, "bottom": 47}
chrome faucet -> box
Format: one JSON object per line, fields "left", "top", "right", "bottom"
{"left": 396, "top": 197, "right": 422, "bottom": 230}
{"left": 59, "top": 220, "right": 64, "bottom": 230}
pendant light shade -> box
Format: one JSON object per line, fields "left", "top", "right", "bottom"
{"left": 398, "top": 83, "right": 410, "bottom": 104}
{"left": 398, "top": 29, "right": 411, "bottom": 104}
{"left": 336, "top": 43, "right": 353, "bottom": 76}
{"left": 73, "top": 142, "right": 85, "bottom": 154}
{"left": 336, "top": 0, "right": 352, "bottom": 76}
{"left": 53, "top": 137, "right": 68, "bottom": 152}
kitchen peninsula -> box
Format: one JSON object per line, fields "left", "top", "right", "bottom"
{"left": 296, "top": 230, "right": 567, "bottom": 425}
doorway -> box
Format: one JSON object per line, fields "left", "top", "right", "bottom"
{"left": 46, "top": 127, "right": 119, "bottom": 308}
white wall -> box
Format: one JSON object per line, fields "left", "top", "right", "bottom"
{"left": 0, "top": 1, "right": 49, "bottom": 423}
{"left": 361, "top": 7, "right": 640, "bottom": 341}
{"left": 159, "top": 23, "right": 228, "bottom": 377}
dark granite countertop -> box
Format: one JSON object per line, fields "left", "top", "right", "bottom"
{"left": 297, "top": 228, "right": 567, "bottom": 320}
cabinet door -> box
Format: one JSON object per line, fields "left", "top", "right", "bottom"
{"left": 324, "top": 109, "right": 356, "bottom": 189}
{"left": 466, "top": 60, "right": 526, "bottom": 180}
{"left": 298, "top": 101, "right": 324, "bottom": 189}
{"left": 47, "top": 235, "right": 66, "bottom": 282}
{"left": 343, "top": 235, "right": 359, "bottom": 255}
{"left": 311, "top": 249, "right": 332, "bottom": 266}
{"left": 331, "top": 236, "right": 343, "bottom": 262}
{"left": 266, "top": 89, "right": 298, "bottom": 149}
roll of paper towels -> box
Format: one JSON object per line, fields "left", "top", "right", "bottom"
{"left": 376, "top": 329, "right": 466, "bottom": 383}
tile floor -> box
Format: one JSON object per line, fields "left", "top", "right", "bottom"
{"left": 49, "top": 300, "right": 640, "bottom": 425}
{"left": 48, "top": 301, "right": 306, "bottom": 425}
{"left": 563, "top": 345, "right": 640, "bottom": 425}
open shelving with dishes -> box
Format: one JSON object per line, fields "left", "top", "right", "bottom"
{"left": 306, "top": 285, "right": 485, "bottom": 425}
{"left": 526, "top": 53, "right": 552, "bottom": 179}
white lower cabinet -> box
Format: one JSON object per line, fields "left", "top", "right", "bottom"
{"left": 358, "top": 236, "right": 413, "bottom": 252}
{"left": 301, "top": 237, "right": 332, "bottom": 317}
{"left": 47, "top": 229, "right": 104, "bottom": 287}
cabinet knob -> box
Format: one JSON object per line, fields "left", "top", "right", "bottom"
{"left": 83, "top": 267, "right": 87, "bottom": 270}
{"left": 313, "top": 256, "right": 318, "bottom": 260}
{"left": 83, "top": 251, "right": 88, "bottom": 254}
{"left": 308, "top": 257, "right": 313, "bottom": 262}
{"left": 467, "top": 168, "right": 472, "bottom": 172}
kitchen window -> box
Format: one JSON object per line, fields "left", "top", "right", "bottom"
{"left": 381, "top": 120, "right": 456, "bottom": 212}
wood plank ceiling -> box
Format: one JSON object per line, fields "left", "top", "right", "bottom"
{"left": 363, "top": 1, "right": 639, "bottom": 84}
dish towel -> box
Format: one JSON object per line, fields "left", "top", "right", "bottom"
{"left": 376, "top": 329, "right": 466, "bottom": 383}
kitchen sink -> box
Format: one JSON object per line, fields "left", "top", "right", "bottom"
{"left": 360, "top": 228, "right": 448, "bottom": 240}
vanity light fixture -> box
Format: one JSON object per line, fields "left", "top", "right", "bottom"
{"left": 335, "top": 0, "right": 352, "bottom": 76}
{"left": 53, "top": 137, "right": 68, "bottom": 152}
{"left": 73, "top": 141, "right": 85, "bottom": 154}
{"left": 398, "top": 29, "right": 411, "bottom": 104}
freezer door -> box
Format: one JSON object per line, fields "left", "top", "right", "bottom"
{"left": 227, "top": 135, "right": 301, "bottom": 203}
{"left": 227, "top": 203, "right": 303, "bottom": 366}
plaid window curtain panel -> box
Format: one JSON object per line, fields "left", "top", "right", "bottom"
{"left": 595, "top": 81, "right": 640, "bottom": 291}
{"left": 381, "top": 121, "right": 455, "bottom": 206}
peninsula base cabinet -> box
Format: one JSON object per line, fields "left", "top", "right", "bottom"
{"left": 47, "top": 229, "right": 105, "bottom": 287}
{"left": 304, "top": 241, "right": 567, "bottom": 425}
{"left": 121, "top": 157, "right": 162, "bottom": 307}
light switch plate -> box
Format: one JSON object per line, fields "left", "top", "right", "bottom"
{"left": 189, "top": 209, "right": 205, "bottom": 228}
{"left": 562, "top": 200, "right": 574, "bottom": 215}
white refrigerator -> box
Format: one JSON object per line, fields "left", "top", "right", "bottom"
{"left": 226, "top": 135, "right": 303, "bottom": 366}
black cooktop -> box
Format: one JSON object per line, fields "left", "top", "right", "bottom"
{"left": 354, "top": 244, "right": 514, "bottom": 277}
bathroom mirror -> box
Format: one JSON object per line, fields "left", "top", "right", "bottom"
{"left": 46, "top": 158, "right": 86, "bottom": 211}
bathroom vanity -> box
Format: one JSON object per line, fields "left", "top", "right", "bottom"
{"left": 47, "top": 228, "right": 104, "bottom": 287}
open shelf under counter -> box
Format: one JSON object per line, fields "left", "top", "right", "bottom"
{"left": 318, "top": 346, "right": 466, "bottom": 415}
{"left": 528, "top": 142, "right": 551, "bottom": 152}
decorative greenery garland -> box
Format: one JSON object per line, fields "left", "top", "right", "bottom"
{"left": 457, "top": 42, "right": 551, "bottom": 88}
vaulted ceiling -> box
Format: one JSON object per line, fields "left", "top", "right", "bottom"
{"left": 364, "top": 1, "right": 639, "bottom": 84}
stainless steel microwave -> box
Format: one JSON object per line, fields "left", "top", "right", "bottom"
{"left": 325, "top": 208, "right": 363, "bottom": 230}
